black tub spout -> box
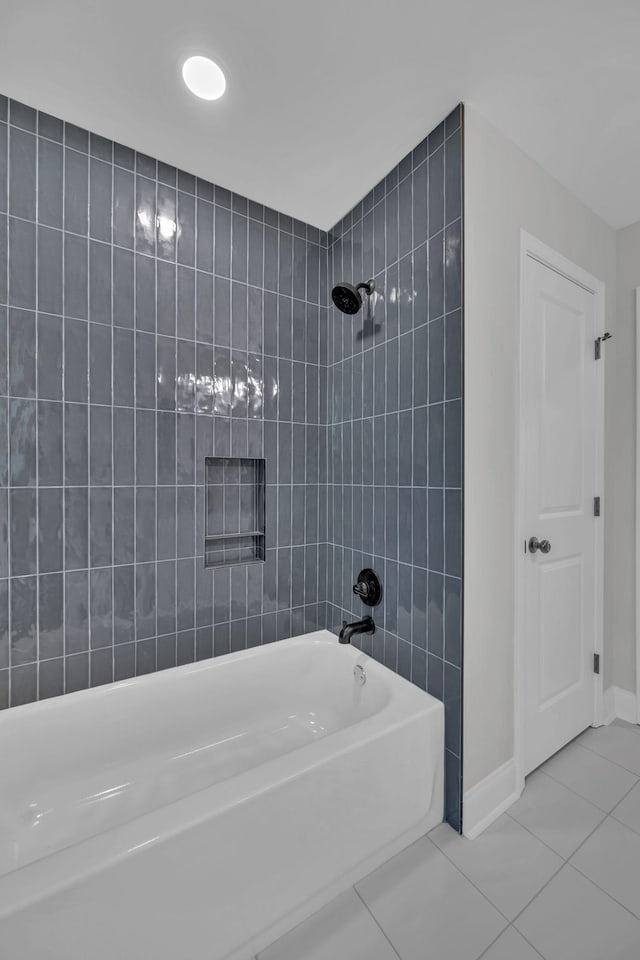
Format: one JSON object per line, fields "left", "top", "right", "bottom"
{"left": 339, "top": 616, "right": 375, "bottom": 644}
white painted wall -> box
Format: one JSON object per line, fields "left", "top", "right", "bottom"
{"left": 614, "top": 222, "right": 640, "bottom": 691}
{"left": 463, "top": 106, "right": 618, "bottom": 793}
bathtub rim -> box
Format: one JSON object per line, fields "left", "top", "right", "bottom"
{"left": 0, "top": 630, "right": 424, "bottom": 723}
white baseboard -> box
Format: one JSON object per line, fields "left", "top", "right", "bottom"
{"left": 462, "top": 759, "right": 520, "bottom": 840}
{"left": 602, "top": 686, "right": 616, "bottom": 725}
{"left": 603, "top": 685, "right": 637, "bottom": 725}
{"left": 464, "top": 690, "right": 638, "bottom": 839}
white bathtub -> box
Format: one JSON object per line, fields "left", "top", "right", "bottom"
{"left": 0, "top": 630, "right": 444, "bottom": 960}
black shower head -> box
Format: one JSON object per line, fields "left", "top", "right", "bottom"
{"left": 331, "top": 279, "right": 375, "bottom": 315}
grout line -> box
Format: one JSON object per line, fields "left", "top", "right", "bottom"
{"left": 34, "top": 123, "right": 40, "bottom": 701}
{"left": 536, "top": 755, "right": 640, "bottom": 812}
{"left": 475, "top": 924, "right": 546, "bottom": 960}
{"left": 110, "top": 155, "right": 116, "bottom": 683}
{"left": 86, "top": 148, "right": 94, "bottom": 690}
{"left": 495, "top": 808, "right": 624, "bottom": 931}
{"left": 61, "top": 143, "right": 68, "bottom": 696}
{"left": 352, "top": 886, "right": 403, "bottom": 960}
{"left": 428, "top": 828, "right": 524, "bottom": 926}
{"left": 610, "top": 787, "right": 640, "bottom": 831}
{"left": 511, "top": 928, "right": 547, "bottom": 960}
{"left": 503, "top": 802, "right": 607, "bottom": 864}
{"left": 575, "top": 734, "right": 640, "bottom": 777}
{"left": 430, "top": 736, "right": 640, "bottom": 939}
{"left": 592, "top": 772, "right": 640, "bottom": 820}
{"left": 533, "top": 765, "right": 608, "bottom": 808}
{"left": 564, "top": 853, "right": 640, "bottom": 926}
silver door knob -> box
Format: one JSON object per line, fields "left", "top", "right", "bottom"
{"left": 529, "top": 537, "right": 551, "bottom": 554}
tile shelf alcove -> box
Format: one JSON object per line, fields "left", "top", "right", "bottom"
{"left": 204, "top": 457, "right": 266, "bottom": 568}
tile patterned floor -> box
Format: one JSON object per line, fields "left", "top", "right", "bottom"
{"left": 257, "top": 720, "right": 640, "bottom": 960}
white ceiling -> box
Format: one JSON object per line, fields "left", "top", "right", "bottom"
{"left": 1, "top": 0, "right": 639, "bottom": 230}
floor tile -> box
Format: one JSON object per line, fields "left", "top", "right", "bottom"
{"left": 515, "top": 864, "right": 640, "bottom": 960}
{"left": 479, "top": 927, "right": 542, "bottom": 960}
{"left": 430, "top": 815, "right": 562, "bottom": 920}
{"left": 578, "top": 724, "right": 640, "bottom": 775}
{"left": 612, "top": 719, "right": 640, "bottom": 732}
{"left": 541, "top": 740, "right": 638, "bottom": 812}
{"left": 257, "top": 888, "right": 398, "bottom": 960}
{"left": 570, "top": 816, "right": 640, "bottom": 919}
{"left": 356, "top": 836, "right": 506, "bottom": 960}
{"left": 508, "top": 770, "right": 605, "bottom": 858}
{"left": 612, "top": 781, "right": 640, "bottom": 836}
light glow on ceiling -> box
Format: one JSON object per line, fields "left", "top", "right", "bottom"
{"left": 181, "top": 55, "right": 226, "bottom": 101}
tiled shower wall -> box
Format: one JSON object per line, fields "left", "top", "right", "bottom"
{"left": 326, "top": 106, "right": 464, "bottom": 828}
{"left": 0, "top": 95, "right": 329, "bottom": 709}
{"left": 0, "top": 94, "right": 464, "bottom": 829}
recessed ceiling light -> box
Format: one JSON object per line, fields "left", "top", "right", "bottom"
{"left": 182, "top": 56, "right": 226, "bottom": 101}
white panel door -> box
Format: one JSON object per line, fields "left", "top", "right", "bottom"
{"left": 521, "top": 254, "right": 599, "bottom": 775}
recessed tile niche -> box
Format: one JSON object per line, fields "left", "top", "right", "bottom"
{"left": 204, "top": 458, "right": 266, "bottom": 568}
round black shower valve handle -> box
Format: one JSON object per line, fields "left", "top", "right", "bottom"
{"left": 353, "top": 568, "right": 382, "bottom": 607}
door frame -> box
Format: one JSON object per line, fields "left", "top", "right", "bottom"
{"left": 635, "top": 288, "right": 640, "bottom": 723}
{"left": 515, "top": 231, "right": 605, "bottom": 794}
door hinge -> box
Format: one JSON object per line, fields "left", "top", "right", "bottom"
{"left": 594, "top": 496, "right": 601, "bottom": 517}
{"left": 594, "top": 653, "right": 600, "bottom": 675}
{"left": 595, "top": 332, "right": 612, "bottom": 360}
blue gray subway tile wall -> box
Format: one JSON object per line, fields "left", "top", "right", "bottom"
{"left": 0, "top": 95, "right": 463, "bottom": 830}
{"left": 325, "top": 106, "right": 464, "bottom": 830}
{"left": 0, "top": 93, "right": 329, "bottom": 708}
